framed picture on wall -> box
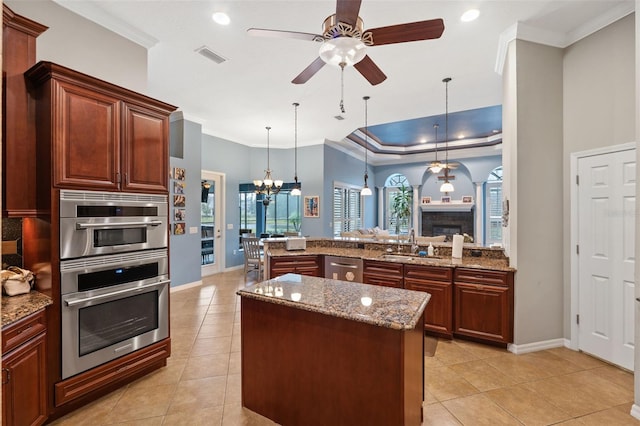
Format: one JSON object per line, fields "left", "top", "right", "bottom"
{"left": 174, "top": 181, "right": 185, "bottom": 194}
{"left": 421, "top": 196, "right": 431, "bottom": 204}
{"left": 441, "top": 196, "right": 451, "bottom": 203}
{"left": 173, "top": 223, "right": 185, "bottom": 235}
{"left": 304, "top": 196, "right": 319, "bottom": 218}
{"left": 173, "top": 195, "right": 186, "bottom": 207}
{"left": 174, "top": 208, "right": 186, "bottom": 221}
{"left": 173, "top": 167, "right": 186, "bottom": 181}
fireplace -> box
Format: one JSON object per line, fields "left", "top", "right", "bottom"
{"left": 422, "top": 211, "right": 474, "bottom": 241}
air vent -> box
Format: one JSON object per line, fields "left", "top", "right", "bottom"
{"left": 195, "top": 46, "right": 227, "bottom": 64}
{"left": 334, "top": 115, "right": 345, "bottom": 120}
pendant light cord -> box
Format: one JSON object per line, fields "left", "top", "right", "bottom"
{"left": 266, "top": 126, "right": 271, "bottom": 171}
{"left": 293, "top": 102, "right": 299, "bottom": 180}
{"left": 443, "top": 77, "right": 450, "bottom": 167}
{"left": 340, "top": 62, "right": 346, "bottom": 114}
{"left": 364, "top": 95, "right": 369, "bottom": 173}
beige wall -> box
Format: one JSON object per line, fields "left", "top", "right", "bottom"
{"left": 5, "top": 0, "right": 147, "bottom": 94}
{"left": 504, "top": 40, "right": 565, "bottom": 345}
{"left": 562, "top": 14, "right": 636, "bottom": 338}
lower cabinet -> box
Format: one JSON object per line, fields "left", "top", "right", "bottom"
{"left": 362, "top": 260, "right": 404, "bottom": 288}
{"left": 404, "top": 265, "right": 453, "bottom": 338}
{"left": 270, "top": 255, "right": 322, "bottom": 278}
{"left": 453, "top": 268, "right": 514, "bottom": 344}
{"left": 2, "top": 310, "right": 48, "bottom": 426}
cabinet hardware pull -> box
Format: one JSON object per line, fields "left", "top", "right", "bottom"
{"left": 17, "top": 325, "right": 33, "bottom": 334}
{"left": 2, "top": 368, "right": 10, "bottom": 384}
{"left": 76, "top": 221, "right": 162, "bottom": 230}
{"left": 125, "top": 173, "right": 129, "bottom": 185}
{"left": 65, "top": 280, "right": 170, "bottom": 307}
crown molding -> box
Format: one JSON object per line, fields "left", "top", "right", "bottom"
{"left": 52, "top": 0, "right": 158, "bottom": 48}
{"left": 495, "top": 2, "right": 635, "bottom": 75}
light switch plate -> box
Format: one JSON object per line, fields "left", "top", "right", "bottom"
{"left": 227, "top": 224, "right": 233, "bottom": 230}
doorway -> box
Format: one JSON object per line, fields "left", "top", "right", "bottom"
{"left": 571, "top": 143, "right": 635, "bottom": 370}
{"left": 201, "top": 171, "right": 225, "bottom": 276}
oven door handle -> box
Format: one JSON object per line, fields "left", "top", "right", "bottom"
{"left": 64, "top": 280, "right": 170, "bottom": 308}
{"left": 75, "top": 220, "right": 163, "bottom": 230}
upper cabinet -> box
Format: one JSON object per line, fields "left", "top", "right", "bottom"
{"left": 2, "top": 5, "right": 48, "bottom": 217}
{"left": 25, "top": 61, "right": 176, "bottom": 194}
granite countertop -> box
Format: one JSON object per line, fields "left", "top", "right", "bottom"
{"left": 267, "top": 246, "right": 514, "bottom": 272}
{"left": 2, "top": 291, "right": 53, "bottom": 328}
{"left": 237, "top": 273, "right": 430, "bottom": 330}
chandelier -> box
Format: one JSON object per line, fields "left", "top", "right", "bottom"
{"left": 291, "top": 102, "right": 301, "bottom": 196}
{"left": 253, "top": 126, "right": 283, "bottom": 206}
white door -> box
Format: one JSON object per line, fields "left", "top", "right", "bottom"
{"left": 577, "top": 148, "right": 635, "bottom": 370}
{"left": 201, "top": 171, "right": 224, "bottom": 276}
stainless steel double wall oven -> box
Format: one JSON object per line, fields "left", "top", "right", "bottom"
{"left": 59, "top": 190, "right": 169, "bottom": 379}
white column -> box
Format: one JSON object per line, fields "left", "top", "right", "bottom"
{"left": 376, "top": 187, "right": 384, "bottom": 229}
{"left": 474, "top": 182, "right": 484, "bottom": 245}
{"left": 412, "top": 185, "right": 420, "bottom": 235}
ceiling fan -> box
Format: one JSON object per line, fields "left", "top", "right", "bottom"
{"left": 428, "top": 124, "right": 458, "bottom": 173}
{"left": 247, "top": 0, "right": 445, "bottom": 86}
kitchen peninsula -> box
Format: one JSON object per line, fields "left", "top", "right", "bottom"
{"left": 237, "top": 273, "right": 430, "bottom": 426}
{"left": 263, "top": 238, "right": 515, "bottom": 344}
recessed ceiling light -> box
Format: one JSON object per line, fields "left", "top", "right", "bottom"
{"left": 492, "top": 129, "right": 500, "bottom": 133}
{"left": 458, "top": 134, "right": 465, "bottom": 139}
{"left": 420, "top": 138, "right": 427, "bottom": 144}
{"left": 212, "top": 12, "right": 230, "bottom": 25}
{"left": 461, "top": 9, "right": 479, "bottom": 22}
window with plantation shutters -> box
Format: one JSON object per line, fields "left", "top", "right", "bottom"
{"left": 333, "top": 184, "right": 362, "bottom": 237}
{"left": 485, "top": 166, "right": 503, "bottom": 245}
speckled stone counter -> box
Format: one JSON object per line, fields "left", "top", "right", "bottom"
{"left": 266, "top": 244, "right": 514, "bottom": 272}
{"left": 2, "top": 291, "right": 52, "bottom": 327}
{"left": 237, "top": 273, "right": 430, "bottom": 330}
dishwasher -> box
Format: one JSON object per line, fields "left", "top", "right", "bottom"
{"left": 324, "top": 256, "right": 363, "bottom": 282}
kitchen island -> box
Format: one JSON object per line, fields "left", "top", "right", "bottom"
{"left": 237, "top": 273, "right": 430, "bottom": 426}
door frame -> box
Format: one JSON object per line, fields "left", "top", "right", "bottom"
{"left": 569, "top": 141, "right": 636, "bottom": 350}
{"left": 201, "top": 170, "right": 225, "bottom": 276}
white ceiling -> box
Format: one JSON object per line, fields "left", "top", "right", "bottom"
{"left": 52, "top": 0, "right": 633, "bottom": 153}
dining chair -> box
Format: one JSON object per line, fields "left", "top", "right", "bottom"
{"left": 242, "top": 237, "right": 263, "bottom": 279}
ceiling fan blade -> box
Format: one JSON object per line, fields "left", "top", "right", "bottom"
{"left": 292, "top": 57, "right": 326, "bottom": 84}
{"left": 247, "top": 28, "right": 323, "bottom": 42}
{"left": 367, "top": 19, "right": 445, "bottom": 46}
{"left": 353, "top": 55, "right": 387, "bottom": 85}
{"left": 336, "top": 0, "right": 362, "bottom": 26}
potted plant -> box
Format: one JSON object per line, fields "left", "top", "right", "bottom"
{"left": 391, "top": 183, "right": 412, "bottom": 235}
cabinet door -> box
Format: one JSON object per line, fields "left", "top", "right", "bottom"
{"left": 405, "top": 278, "right": 452, "bottom": 337}
{"left": 122, "top": 102, "right": 169, "bottom": 193}
{"left": 362, "top": 261, "right": 404, "bottom": 288}
{"left": 2, "top": 332, "right": 47, "bottom": 426}
{"left": 454, "top": 282, "right": 511, "bottom": 343}
{"left": 53, "top": 81, "right": 121, "bottom": 190}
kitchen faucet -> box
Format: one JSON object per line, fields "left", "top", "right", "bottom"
{"left": 409, "top": 228, "right": 418, "bottom": 254}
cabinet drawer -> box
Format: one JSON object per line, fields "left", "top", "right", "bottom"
{"left": 2, "top": 309, "right": 47, "bottom": 355}
{"left": 405, "top": 264, "right": 452, "bottom": 282}
{"left": 363, "top": 260, "right": 403, "bottom": 276}
{"left": 454, "top": 268, "right": 509, "bottom": 287}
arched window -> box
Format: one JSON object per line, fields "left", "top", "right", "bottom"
{"left": 485, "top": 166, "right": 503, "bottom": 245}
{"left": 385, "top": 173, "right": 410, "bottom": 233}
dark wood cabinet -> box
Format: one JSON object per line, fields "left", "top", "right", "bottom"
{"left": 453, "top": 268, "right": 514, "bottom": 344}
{"left": 2, "top": 5, "right": 48, "bottom": 216}
{"left": 270, "top": 255, "right": 322, "bottom": 278}
{"left": 25, "top": 61, "right": 176, "bottom": 194}
{"left": 2, "top": 309, "right": 48, "bottom": 426}
{"left": 404, "top": 264, "right": 453, "bottom": 338}
{"left": 362, "top": 260, "right": 404, "bottom": 288}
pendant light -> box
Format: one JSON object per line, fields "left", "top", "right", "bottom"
{"left": 439, "top": 77, "right": 455, "bottom": 194}
{"left": 428, "top": 123, "right": 443, "bottom": 173}
{"left": 253, "top": 126, "right": 283, "bottom": 206}
{"left": 291, "top": 102, "right": 301, "bottom": 196}
{"left": 361, "top": 95, "right": 372, "bottom": 196}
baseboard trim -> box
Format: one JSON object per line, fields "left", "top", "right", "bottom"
{"left": 507, "top": 338, "right": 565, "bottom": 354}
{"left": 170, "top": 280, "right": 203, "bottom": 292}
{"left": 630, "top": 404, "right": 640, "bottom": 420}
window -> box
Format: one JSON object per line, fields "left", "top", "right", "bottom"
{"left": 385, "top": 173, "right": 410, "bottom": 233}
{"left": 333, "top": 183, "right": 362, "bottom": 237}
{"left": 485, "top": 166, "right": 503, "bottom": 245}
{"left": 239, "top": 183, "right": 301, "bottom": 245}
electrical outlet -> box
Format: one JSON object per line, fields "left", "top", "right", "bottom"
{"left": 233, "top": 249, "right": 237, "bottom": 255}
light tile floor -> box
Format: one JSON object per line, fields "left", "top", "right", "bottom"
{"left": 51, "top": 269, "right": 637, "bottom": 425}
